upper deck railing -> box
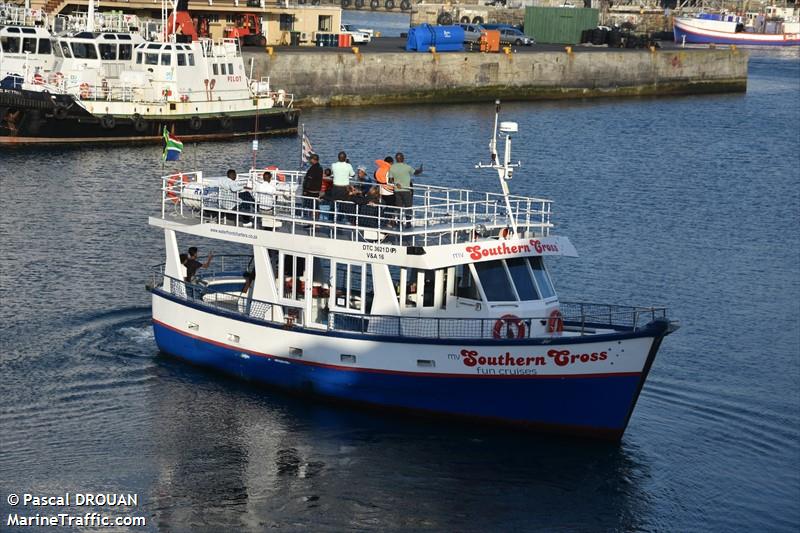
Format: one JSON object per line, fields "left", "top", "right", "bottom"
{"left": 158, "top": 170, "right": 554, "bottom": 247}
{"left": 148, "top": 261, "right": 668, "bottom": 340}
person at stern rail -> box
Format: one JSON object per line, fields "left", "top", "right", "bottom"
{"left": 184, "top": 247, "right": 213, "bottom": 282}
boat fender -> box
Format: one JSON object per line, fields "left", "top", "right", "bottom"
{"left": 547, "top": 309, "right": 564, "bottom": 334}
{"left": 370, "top": 0, "right": 379, "bottom": 9}
{"left": 354, "top": 0, "right": 364, "bottom": 7}
{"left": 220, "top": 115, "right": 233, "bottom": 130}
{"left": 79, "top": 82, "right": 91, "bottom": 99}
{"left": 400, "top": 0, "right": 410, "bottom": 9}
{"left": 132, "top": 114, "right": 148, "bottom": 133}
{"left": 341, "top": 0, "right": 351, "bottom": 7}
{"left": 472, "top": 16, "right": 484, "bottom": 25}
{"left": 493, "top": 314, "right": 526, "bottom": 339}
{"left": 189, "top": 115, "right": 202, "bottom": 131}
{"left": 384, "top": 0, "right": 394, "bottom": 9}
{"left": 53, "top": 103, "right": 69, "bottom": 120}
{"left": 101, "top": 114, "right": 115, "bottom": 129}
{"left": 437, "top": 12, "right": 453, "bottom": 25}
{"left": 166, "top": 174, "right": 189, "bottom": 204}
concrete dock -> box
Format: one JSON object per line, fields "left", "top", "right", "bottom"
{"left": 244, "top": 41, "right": 748, "bottom": 108}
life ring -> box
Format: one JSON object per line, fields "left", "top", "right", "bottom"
{"left": 189, "top": 115, "right": 202, "bottom": 131}
{"left": 493, "top": 314, "right": 526, "bottom": 339}
{"left": 220, "top": 115, "right": 233, "bottom": 130}
{"left": 48, "top": 71, "right": 64, "bottom": 85}
{"left": 547, "top": 309, "right": 564, "bottom": 333}
{"left": 370, "top": 0, "right": 379, "bottom": 9}
{"left": 53, "top": 103, "right": 69, "bottom": 120}
{"left": 472, "top": 16, "right": 484, "bottom": 25}
{"left": 400, "top": 0, "right": 410, "bottom": 9}
{"left": 79, "top": 82, "right": 91, "bottom": 99}
{"left": 166, "top": 174, "right": 189, "bottom": 204}
{"left": 100, "top": 114, "right": 115, "bottom": 129}
{"left": 32, "top": 73, "right": 44, "bottom": 85}
{"left": 264, "top": 165, "right": 286, "bottom": 182}
{"left": 132, "top": 114, "right": 147, "bottom": 133}
{"left": 499, "top": 227, "right": 511, "bottom": 239}
{"left": 384, "top": 0, "right": 394, "bottom": 9}
{"left": 437, "top": 12, "right": 453, "bottom": 25}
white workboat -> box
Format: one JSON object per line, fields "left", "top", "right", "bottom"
{"left": 147, "top": 106, "right": 678, "bottom": 439}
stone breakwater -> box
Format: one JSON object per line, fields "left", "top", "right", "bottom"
{"left": 245, "top": 48, "right": 747, "bottom": 107}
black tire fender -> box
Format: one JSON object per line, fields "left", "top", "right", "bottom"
{"left": 472, "top": 16, "right": 484, "bottom": 24}
{"left": 370, "top": 0, "right": 379, "bottom": 9}
{"left": 220, "top": 115, "right": 233, "bottom": 130}
{"left": 384, "top": 0, "right": 394, "bottom": 9}
{"left": 437, "top": 12, "right": 453, "bottom": 25}
{"left": 53, "top": 103, "right": 69, "bottom": 120}
{"left": 400, "top": 0, "right": 410, "bottom": 9}
{"left": 132, "top": 113, "right": 148, "bottom": 133}
{"left": 101, "top": 114, "right": 116, "bottom": 129}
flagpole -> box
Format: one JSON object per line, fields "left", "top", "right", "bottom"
{"left": 300, "top": 123, "right": 304, "bottom": 168}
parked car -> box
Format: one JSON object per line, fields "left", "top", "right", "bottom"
{"left": 341, "top": 24, "right": 371, "bottom": 44}
{"left": 499, "top": 28, "right": 534, "bottom": 46}
{"left": 458, "top": 23, "right": 485, "bottom": 42}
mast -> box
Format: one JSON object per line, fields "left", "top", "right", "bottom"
{"left": 86, "top": 0, "right": 95, "bottom": 32}
{"left": 476, "top": 101, "right": 520, "bottom": 235}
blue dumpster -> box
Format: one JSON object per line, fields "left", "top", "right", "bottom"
{"left": 405, "top": 24, "right": 465, "bottom": 52}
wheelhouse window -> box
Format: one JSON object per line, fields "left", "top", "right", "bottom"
{"left": 1, "top": 36, "right": 20, "bottom": 53}
{"left": 188, "top": 53, "right": 195, "bottom": 66}
{"left": 136, "top": 51, "right": 143, "bottom": 64}
{"left": 220, "top": 63, "right": 227, "bottom": 75}
{"left": 119, "top": 44, "right": 132, "bottom": 60}
{"left": 506, "top": 257, "right": 539, "bottom": 301}
{"left": 454, "top": 264, "right": 480, "bottom": 300}
{"left": 228, "top": 63, "right": 234, "bottom": 73}
{"left": 59, "top": 41, "right": 71, "bottom": 58}
{"left": 145, "top": 53, "right": 158, "bottom": 65}
{"left": 160, "top": 53, "right": 171, "bottom": 66}
{"left": 37, "top": 39, "right": 51, "bottom": 54}
{"left": 70, "top": 41, "right": 98, "bottom": 59}
{"left": 99, "top": 43, "right": 117, "bottom": 60}
{"left": 474, "top": 261, "right": 516, "bottom": 302}
{"left": 52, "top": 40, "right": 63, "bottom": 57}
{"left": 212, "top": 63, "right": 218, "bottom": 75}
{"left": 527, "top": 256, "right": 555, "bottom": 299}
{"left": 22, "top": 37, "right": 37, "bottom": 54}
{"left": 177, "top": 53, "right": 186, "bottom": 66}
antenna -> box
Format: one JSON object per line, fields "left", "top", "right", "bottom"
{"left": 476, "top": 100, "right": 521, "bottom": 235}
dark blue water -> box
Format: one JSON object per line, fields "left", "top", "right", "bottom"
{"left": 1, "top": 50, "right": 798, "bottom": 531}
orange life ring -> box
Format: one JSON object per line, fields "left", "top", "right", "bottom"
{"left": 79, "top": 82, "right": 91, "bottom": 99}
{"left": 500, "top": 227, "right": 511, "bottom": 239}
{"left": 547, "top": 309, "right": 564, "bottom": 333}
{"left": 32, "top": 73, "right": 44, "bottom": 85}
{"left": 264, "top": 165, "right": 286, "bottom": 182}
{"left": 166, "top": 174, "right": 189, "bottom": 204}
{"left": 492, "top": 314, "right": 526, "bottom": 340}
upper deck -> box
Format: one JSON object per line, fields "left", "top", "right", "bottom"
{"left": 152, "top": 169, "right": 575, "bottom": 270}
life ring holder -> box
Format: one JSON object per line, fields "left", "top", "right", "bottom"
{"left": 547, "top": 309, "right": 564, "bottom": 334}
{"left": 492, "top": 314, "right": 526, "bottom": 340}
{"left": 166, "top": 174, "right": 189, "bottom": 205}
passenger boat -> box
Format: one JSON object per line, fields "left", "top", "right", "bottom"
{"left": 0, "top": 1, "right": 297, "bottom": 144}
{"left": 147, "top": 107, "right": 679, "bottom": 440}
{"left": 673, "top": 12, "right": 800, "bottom": 46}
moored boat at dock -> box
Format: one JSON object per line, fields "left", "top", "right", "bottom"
{"left": 147, "top": 107, "right": 678, "bottom": 440}
{"left": 674, "top": 12, "right": 800, "bottom": 46}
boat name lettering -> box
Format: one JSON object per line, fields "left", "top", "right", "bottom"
{"left": 362, "top": 244, "right": 397, "bottom": 260}
{"left": 547, "top": 349, "right": 608, "bottom": 367}
{"left": 465, "top": 239, "right": 559, "bottom": 261}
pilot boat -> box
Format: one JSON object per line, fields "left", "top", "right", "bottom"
{"left": 147, "top": 106, "right": 679, "bottom": 440}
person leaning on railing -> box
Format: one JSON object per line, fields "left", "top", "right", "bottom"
{"left": 301, "top": 153, "right": 323, "bottom": 219}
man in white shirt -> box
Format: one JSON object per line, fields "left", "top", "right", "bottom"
{"left": 253, "top": 171, "right": 277, "bottom": 212}
{"left": 330, "top": 151, "right": 354, "bottom": 204}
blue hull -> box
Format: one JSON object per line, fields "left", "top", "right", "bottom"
{"left": 153, "top": 321, "right": 658, "bottom": 439}
{"left": 673, "top": 25, "right": 800, "bottom": 46}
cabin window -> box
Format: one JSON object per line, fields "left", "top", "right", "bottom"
{"left": 119, "top": 44, "right": 132, "bottom": 60}
{"left": 37, "top": 39, "right": 51, "bottom": 54}
{"left": 22, "top": 38, "right": 37, "bottom": 54}
{"left": 279, "top": 14, "right": 293, "bottom": 31}
{"left": 1, "top": 36, "right": 20, "bottom": 53}
{"left": 334, "top": 263, "right": 363, "bottom": 311}
{"left": 188, "top": 53, "right": 195, "bottom": 66}
{"left": 99, "top": 43, "right": 117, "bottom": 60}
{"left": 160, "top": 53, "right": 171, "bottom": 66}
{"left": 318, "top": 15, "right": 332, "bottom": 32}
{"left": 310, "top": 257, "right": 331, "bottom": 325}
{"left": 59, "top": 41, "right": 71, "bottom": 58}
{"left": 145, "top": 53, "right": 158, "bottom": 65}
{"left": 281, "top": 254, "right": 306, "bottom": 301}
{"left": 506, "top": 257, "right": 539, "bottom": 301}
{"left": 136, "top": 52, "right": 143, "bottom": 64}
{"left": 454, "top": 264, "right": 480, "bottom": 300}
{"left": 474, "top": 261, "right": 515, "bottom": 302}
{"left": 71, "top": 42, "right": 98, "bottom": 59}
{"left": 118, "top": 34, "right": 131, "bottom": 40}
{"left": 52, "top": 40, "right": 63, "bottom": 57}
{"left": 228, "top": 63, "right": 234, "bottom": 73}
{"left": 147, "top": 43, "right": 160, "bottom": 49}
{"left": 176, "top": 53, "right": 186, "bottom": 66}
{"left": 212, "top": 63, "right": 218, "bottom": 75}
{"left": 220, "top": 63, "right": 227, "bottom": 75}
{"left": 527, "top": 256, "right": 555, "bottom": 299}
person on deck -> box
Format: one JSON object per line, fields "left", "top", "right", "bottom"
{"left": 331, "top": 151, "right": 355, "bottom": 204}
{"left": 389, "top": 152, "right": 416, "bottom": 226}
{"left": 301, "top": 153, "right": 323, "bottom": 218}
{"left": 184, "top": 246, "right": 213, "bottom": 282}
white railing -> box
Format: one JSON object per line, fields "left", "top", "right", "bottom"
{"left": 160, "top": 170, "right": 554, "bottom": 247}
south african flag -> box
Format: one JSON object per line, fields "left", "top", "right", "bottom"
{"left": 162, "top": 126, "right": 183, "bottom": 161}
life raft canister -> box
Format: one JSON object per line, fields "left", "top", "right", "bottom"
{"left": 547, "top": 309, "right": 564, "bottom": 334}
{"left": 493, "top": 314, "right": 526, "bottom": 340}
{"left": 166, "top": 173, "right": 189, "bottom": 204}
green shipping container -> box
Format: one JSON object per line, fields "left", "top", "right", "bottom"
{"left": 524, "top": 7, "right": 599, "bottom": 45}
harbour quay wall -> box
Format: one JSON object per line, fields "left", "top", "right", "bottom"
{"left": 245, "top": 48, "right": 747, "bottom": 108}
